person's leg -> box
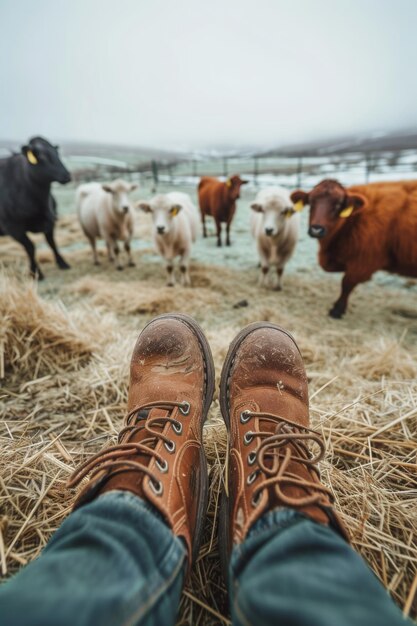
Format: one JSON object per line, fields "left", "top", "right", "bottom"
{"left": 219, "top": 322, "right": 409, "bottom": 626}
{"left": 0, "top": 491, "right": 185, "bottom": 626}
{"left": 230, "top": 508, "right": 407, "bottom": 626}
{"left": 1, "top": 313, "right": 215, "bottom": 626}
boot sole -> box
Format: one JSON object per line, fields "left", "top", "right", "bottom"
{"left": 218, "top": 321, "right": 301, "bottom": 582}
{"left": 146, "top": 313, "right": 215, "bottom": 565}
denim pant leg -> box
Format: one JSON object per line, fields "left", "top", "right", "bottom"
{"left": 230, "top": 508, "right": 408, "bottom": 626}
{"left": 0, "top": 491, "right": 185, "bottom": 626}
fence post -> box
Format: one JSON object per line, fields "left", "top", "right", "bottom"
{"left": 297, "top": 156, "right": 303, "bottom": 188}
{"left": 151, "top": 160, "right": 159, "bottom": 191}
{"left": 254, "top": 157, "right": 259, "bottom": 186}
{"left": 365, "top": 154, "right": 371, "bottom": 183}
{"left": 223, "top": 157, "right": 228, "bottom": 178}
{"left": 192, "top": 159, "right": 197, "bottom": 178}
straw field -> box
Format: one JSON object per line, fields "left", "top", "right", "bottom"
{"left": 1, "top": 207, "right": 417, "bottom": 624}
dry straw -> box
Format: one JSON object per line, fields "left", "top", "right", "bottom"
{"left": 1, "top": 257, "right": 417, "bottom": 624}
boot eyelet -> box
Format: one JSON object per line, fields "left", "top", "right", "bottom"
{"left": 150, "top": 479, "right": 163, "bottom": 495}
{"left": 251, "top": 491, "right": 262, "bottom": 507}
{"left": 243, "top": 432, "right": 253, "bottom": 446}
{"left": 247, "top": 471, "right": 258, "bottom": 485}
{"left": 164, "top": 440, "right": 176, "bottom": 453}
{"left": 156, "top": 459, "right": 168, "bottom": 473}
{"left": 240, "top": 410, "right": 252, "bottom": 424}
{"left": 248, "top": 451, "right": 257, "bottom": 466}
{"left": 179, "top": 401, "right": 190, "bottom": 415}
{"left": 172, "top": 422, "right": 183, "bottom": 435}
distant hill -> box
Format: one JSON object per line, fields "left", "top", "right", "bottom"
{"left": 258, "top": 128, "right": 417, "bottom": 157}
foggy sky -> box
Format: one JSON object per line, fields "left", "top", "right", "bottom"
{"left": 1, "top": 0, "right": 416, "bottom": 150}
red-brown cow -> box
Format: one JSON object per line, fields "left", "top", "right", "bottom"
{"left": 291, "top": 179, "right": 417, "bottom": 318}
{"left": 198, "top": 175, "right": 248, "bottom": 246}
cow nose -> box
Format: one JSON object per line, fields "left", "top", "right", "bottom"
{"left": 265, "top": 227, "right": 274, "bottom": 236}
{"left": 157, "top": 226, "right": 165, "bottom": 234}
{"left": 123, "top": 206, "right": 129, "bottom": 214}
{"left": 309, "top": 225, "right": 326, "bottom": 238}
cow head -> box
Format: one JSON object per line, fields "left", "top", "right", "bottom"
{"left": 291, "top": 179, "right": 366, "bottom": 239}
{"left": 22, "top": 136, "right": 71, "bottom": 184}
{"left": 137, "top": 194, "right": 182, "bottom": 235}
{"left": 102, "top": 179, "right": 138, "bottom": 217}
{"left": 251, "top": 190, "right": 295, "bottom": 237}
{"left": 225, "top": 174, "right": 249, "bottom": 200}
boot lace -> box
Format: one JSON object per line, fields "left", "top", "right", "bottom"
{"left": 241, "top": 410, "right": 333, "bottom": 508}
{"left": 68, "top": 400, "right": 190, "bottom": 496}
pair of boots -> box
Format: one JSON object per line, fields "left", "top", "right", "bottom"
{"left": 68, "top": 314, "right": 347, "bottom": 574}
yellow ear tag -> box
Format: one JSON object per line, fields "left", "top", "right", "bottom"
{"left": 339, "top": 206, "right": 353, "bottom": 218}
{"left": 27, "top": 149, "right": 38, "bottom": 165}
{"left": 293, "top": 200, "right": 304, "bottom": 212}
{"left": 171, "top": 206, "right": 180, "bottom": 217}
{"left": 226, "top": 180, "right": 232, "bottom": 188}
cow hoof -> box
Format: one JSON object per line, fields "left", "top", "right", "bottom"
{"left": 273, "top": 285, "right": 282, "bottom": 292}
{"left": 32, "top": 270, "right": 44, "bottom": 281}
{"left": 329, "top": 306, "right": 344, "bottom": 319}
{"left": 217, "top": 241, "right": 222, "bottom": 247}
{"left": 128, "top": 261, "right": 136, "bottom": 267}
{"left": 58, "top": 260, "right": 71, "bottom": 270}
{"left": 94, "top": 261, "right": 101, "bottom": 266}
{"left": 117, "top": 266, "right": 124, "bottom": 271}
{"left": 226, "top": 241, "right": 231, "bottom": 247}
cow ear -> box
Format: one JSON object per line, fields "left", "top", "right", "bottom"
{"left": 102, "top": 184, "right": 113, "bottom": 193}
{"left": 170, "top": 204, "right": 182, "bottom": 216}
{"left": 290, "top": 190, "right": 309, "bottom": 211}
{"left": 136, "top": 201, "right": 152, "bottom": 213}
{"left": 250, "top": 202, "right": 263, "bottom": 212}
{"left": 241, "top": 179, "right": 249, "bottom": 185}
{"left": 22, "top": 145, "right": 38, "bottom": 165}
{"left": 345, "top": 193, "right": 365, "bottom": 209}
{"left": 340, "top": 193, "right": 365, "bottom": 218}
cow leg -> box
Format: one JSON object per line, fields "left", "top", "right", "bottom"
{"left": 13, "top": 233, "right": 44, "bottom": 280}
{"left": 124, "top": 240, "right": 135, "bottom": 267}
{"left": 179, "top": 252, "right": 191, "bottom": 287}
{"left": 166, "top": 260, "right": 175, "bottom": 287}
{"left": 226, "top": 221, "right": 232, "bottom": 246}
{"left": 216, "top": 220, "right": 222, "bottom": 247}
{"left": 202, "top": 214, "right": 207, "bottom": 238}
{"left": 113, "top": 241, "right": 123, "bottom": 270}
{"left": 330, "top": 271, "right": 372, "bottom": 319}
{"left": 44, "top": 229, "right": 70, "bottom": 270}
{"left": 105, "top": 237, "right": 115, "bottom": 263}
{"left": 274, "top": 267, "right": 284, "bottom": 291}
{"left": 86, "top": 235, "right": 99, "bottom": 265}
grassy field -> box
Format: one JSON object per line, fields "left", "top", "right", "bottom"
{"left": 1, "top": 179, "right": 417, "bottom": 623}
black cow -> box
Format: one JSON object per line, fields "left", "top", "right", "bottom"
{"left": 0, "top": 136, "right": 71, "bottom": 279}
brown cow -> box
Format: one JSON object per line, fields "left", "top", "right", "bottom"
{"left": 291, "top": 179, "right": 417, "bottom": 318}
{"left": 198, "top": 175, "right": 248, "bottom": 246}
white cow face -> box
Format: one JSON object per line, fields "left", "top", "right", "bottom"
{"left": 102, "top": 180, "right": 138, "bottom": 217}
{"left": 137, "top": 195, "right": 182, "bottom": 235}
{"left": 251, "top": 198, "right": 294, "bottom": 237}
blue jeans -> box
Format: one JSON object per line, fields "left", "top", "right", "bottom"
{"left": 0, "top": 491, "right": 407, "bottom": 626}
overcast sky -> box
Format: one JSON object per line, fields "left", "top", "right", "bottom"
{"left": 1, "top": 0, "right": 416, "bottom": 150}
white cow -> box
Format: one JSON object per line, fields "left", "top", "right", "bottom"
{"left": 250, "top": 186, "right": 300, "bottom": 290}
{"left": 137, "top": 192, "right": 198, "bottom": 286}
{"left": 76, "top": 179, "right": 138, "bottom": 269}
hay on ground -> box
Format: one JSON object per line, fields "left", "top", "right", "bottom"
{"left": 1, "top": 266, "right": 417, "bottom": 624}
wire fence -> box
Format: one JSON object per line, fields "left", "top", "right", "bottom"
{"left": 69, "top": 149, "right": 417, "bottom": 190}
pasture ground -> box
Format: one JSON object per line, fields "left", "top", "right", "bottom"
{"left": 1, "top": 182, "right": 417, "bottom": 624}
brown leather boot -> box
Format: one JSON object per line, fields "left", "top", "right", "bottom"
{"left": 218, "top": 322, "right": 348, "bottom": 568}
{"left": 68, "top": 313, "right": 215, "bottom": 565}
